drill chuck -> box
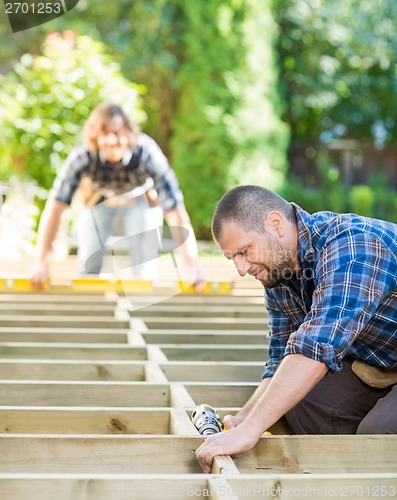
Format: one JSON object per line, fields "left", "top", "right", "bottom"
{"left": 191, "top": 404, "right": 225, "bottom": 435}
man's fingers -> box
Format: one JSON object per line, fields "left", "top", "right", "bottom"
{"left": 223, "top": 415, "right": 237, "bottom": 429}
{"left": 195, "top": 440, "right": 219, "bottom": 474}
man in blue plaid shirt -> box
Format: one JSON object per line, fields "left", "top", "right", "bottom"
{"left": 196, "top": 184, "right": 397, "bottom": 474}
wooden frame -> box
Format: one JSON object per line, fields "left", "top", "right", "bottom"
{"left": 0, "top": 281, "right": 396, "bottom": 499}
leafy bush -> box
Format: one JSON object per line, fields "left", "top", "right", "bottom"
{"left": 279, "top": 151, "right": 397, "bottom": 222}
{"left": 0, "top": 31, "right": 145, "bottom": 190}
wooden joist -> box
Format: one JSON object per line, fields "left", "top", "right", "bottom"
{"left": 0, "top": 273, "right": 396, "bottom": 499}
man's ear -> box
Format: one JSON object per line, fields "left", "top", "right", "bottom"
{"left": 265, "top": 211, "right": 286, "bottom": 237}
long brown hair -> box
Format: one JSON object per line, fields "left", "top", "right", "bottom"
{"left": 81, "top": 103, "right": 140, "bottom": 153}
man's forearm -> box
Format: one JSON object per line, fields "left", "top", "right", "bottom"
{"left": 237, "top": 377, "right": 272, "bottom": 419}
{"left": 243, "top": 354, "right": 329, "bottom": 435}
{"left": 35, "top": 199, "right": 67, "bottom": 263}
{"left": 165, "top": 205, "right": 200, "bottom": 277}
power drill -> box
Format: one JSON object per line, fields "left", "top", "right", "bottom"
{"left": 191, "top": 404, "right": 226, "bottom": 435}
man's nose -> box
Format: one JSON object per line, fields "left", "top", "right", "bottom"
{"left": 234, "top": 257, "right": 250, "bottom": 277}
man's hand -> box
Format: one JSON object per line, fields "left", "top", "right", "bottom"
{"left": 192, "top": 274, "right": 207, "bottom": 293}
{"left": 223, "top": 413, "right": 245, "bottom": 430}
{"left": 195, "top": 423, "right": 261, "bottom": 474}
{"left": 28, "top": 261, "right": 49, "bottom": 289}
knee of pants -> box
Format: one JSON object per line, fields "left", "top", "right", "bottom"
{"left": 285, "top": 401, "right": 317, "bottom": 434}
{"left": 357, "top": 412, "right": 397, "bottom": 434}
{"left": 78, "top": 250, "right": 104, "bottom": 274}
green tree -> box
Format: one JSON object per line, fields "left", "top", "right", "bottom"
{"left": 0, "top": 31, "right": 144, "bottom": 189}
{"left": 1, "top": 1, "right": 290, "bottom": 237}
{"left": 274, "top": 0, "right": 397, "bottom": 143}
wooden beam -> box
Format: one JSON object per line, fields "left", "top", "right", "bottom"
{"left": 139, "top": 317, "right": 266, "bottom": 330}
{"left": 159, "top": 361, "right": 263, "bottom": 383}
{"left": 183, "top": 383, "right": 257, "bottom": 408}
{"left": 0, "top": 408, "right": 170, "bottom": 434}
{"left": 0, "top": 327, "right": 129, "bottom": 344}
{"left": 0, "top": 343, "right": 147, "bottom": 360}
{"left": 0, "top": 315, "right": 129, "bottom": 329}
{"left": 158, "top": 345, "right": 269, "bottom": 362}
{"left": 0, "top": 435, "right": 395, "bottom": 474}
{"left": 141, "top": 331, "right": 266, "bottom": 345}
{"left": 0, "top": 474, "right": 212, "bottom": 500}
{"left": 235, "top": 435, "right": 397, "bottom": 474}
{"left": 130, "top": 305, "right": 267, "bottom": 318}
{"left": 0, "top": 360, "right": 145, "bottom": 381}
{"left": 0, "top": 382, "right": 170, "bottom": 407}
{"left": 0, "top": 304, "right": 117, "bottom": 316}
{"left": 0, "top": 436, "right": 205, "bottom": 474}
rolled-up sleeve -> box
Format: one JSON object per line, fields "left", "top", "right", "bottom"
{"left": 262, "top": 289, "right": 304, "bottom": 379}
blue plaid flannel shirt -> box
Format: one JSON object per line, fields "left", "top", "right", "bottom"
{"left": 262, "top": 204, "right": 397, "bottom": 379}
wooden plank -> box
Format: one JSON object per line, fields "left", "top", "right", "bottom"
{"left": 0, "top": 381, "right": 170, "bottom": 407}
{"left": 0, "top": 343, "right": 147, "bottom": 360}
{"left": 0, "top": 435, "right": 395, "bottom": 474}
{"left": 0, "top": 315, "right": 129, "bottom": 329}
{"left": 0, "top": 408, "right": 170, "bottom": 434}
{"left": 142, "top": 331, "right": 266, "bottom": 345}
{"left": 0, "top": 475, "right": 212, "bottom": 500}
{"left": 0, "top": 294, "right": 118, "bottom": 305}
{"left": 183, "top": 383, "right": 257, "bottom": 408}
{"left": 0, "top": 473, "right": 395, "bottom": 500}
{"left": 139, "top": 317, "right": 266, "bottom": 330}
{"left": 0, "top": 360, "right": 145, "bottom": 381}
{"left": 170, "top": 385, "right": 196, "bottom": 408}
{"left": 212, "top": 456, "right": 240, "bottom": 475}
{"left": 0, "top": 304, "right": 117, "bottom": 316}
{"left": 0, "top": 436, "right": 205, "bottom": 474}
{"left": 170, "top": 409, "right": 196, "bottom": 436}
{"left": 0, "top": 327, "right": 129, "bottom": 344}
{"left": 227, "top": 474, "right": 397, "bottom": 499}
{"left": 127, "top": 294, "right": 264, "bottom": 307}
{"left": 159, "top": 345, "right": 268, "bottom": 362}
{"left": 159, "top": 362, "right": 263, "bottom": 383}
{"left": 235, "top": 435, "right": 397, "bottom": 474}
{"left": 130, "top": 305, "right": 267, "bottom": 318}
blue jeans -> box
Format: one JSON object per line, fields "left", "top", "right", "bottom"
{"left": 75, "top": 196, "right": 163, "bottom": 279}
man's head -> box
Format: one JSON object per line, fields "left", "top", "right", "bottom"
{"left": 82, "top": 103, "right": 139, "bottom": 163}
{"left": 212, "top": 185, "right": 299, "bottom": 288}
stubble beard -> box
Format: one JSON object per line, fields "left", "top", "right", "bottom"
{"left": 258, "top": 243, "right": 297, "bottom": 289}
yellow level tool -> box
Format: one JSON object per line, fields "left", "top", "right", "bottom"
{"left": 0, "top": 277, "right": 232, "bottom": 295}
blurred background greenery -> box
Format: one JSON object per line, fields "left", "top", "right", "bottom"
{"left": 1, "top": 0, "right": 396, "bottom": 243}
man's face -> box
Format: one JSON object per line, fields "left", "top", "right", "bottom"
{"left": 97, "top": 115, "right": 131, "bottom": 163}
{"left": 217, "top": 220, "right": 297, "bottom": 288}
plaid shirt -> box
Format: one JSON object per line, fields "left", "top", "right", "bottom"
{"left": 50, "top": 133, "right": 183, "bottom": 212}
{"left": 262, "top": 204, "right": 397, "bottom": 378}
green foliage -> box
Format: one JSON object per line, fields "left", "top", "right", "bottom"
{"left": 0, "top": 32, "right": 144, "bottom": 189}
{"left": 274, "top": 0, "right": 397, "bottom": 143}
{"left": 279, "top": 153, "right": 397, "bottom": 222}
{"left": 0, "top": 1, "right": 290, "bottom": 238}
{"left": 227, "top": 0, "right": 290, "bottom": 191}
{"left": 349, "top": 185, "right": 374, "bottom": 217}
{"left": 169, "top": 1, "right": 243, "bottom": 238}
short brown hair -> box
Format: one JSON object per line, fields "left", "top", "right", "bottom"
{"left": 212, "top": 185, "right": 294, "bottom": 242}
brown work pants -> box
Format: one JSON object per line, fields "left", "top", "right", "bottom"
{"left": 286, "top": 357, "right": 397, "bottom": 434}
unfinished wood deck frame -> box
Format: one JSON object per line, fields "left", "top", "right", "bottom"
{"left": 0, "top": 285, "right": 396, "bottom": 499}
